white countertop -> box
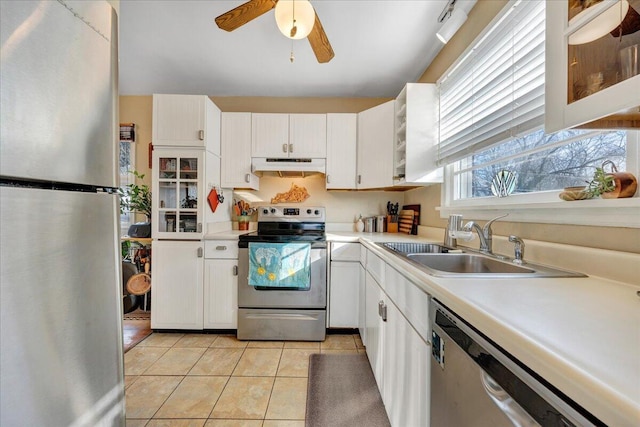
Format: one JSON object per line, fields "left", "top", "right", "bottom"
{"left": 329, "top": 232, "right": 640, "bottom": 427}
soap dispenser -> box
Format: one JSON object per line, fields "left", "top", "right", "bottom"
{"left": 355, "top": 215, "right": 364, "bottom": 232}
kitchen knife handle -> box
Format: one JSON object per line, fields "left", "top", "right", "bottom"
{"left": 282, "top": 143, "right": 288, "bottom": 153}
{"left": 198, "top": 130, "right": 204, "bottom": 140}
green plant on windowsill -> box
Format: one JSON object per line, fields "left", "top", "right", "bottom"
{"left": 118, "top": 170, "right": 152, "bottom": 221}
{"left": 585, "top": 163, "right": 616, "bottom": 198}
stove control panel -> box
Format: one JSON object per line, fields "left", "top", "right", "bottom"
{"left": 258, "top": 206, "right": 325, "bottom": 222}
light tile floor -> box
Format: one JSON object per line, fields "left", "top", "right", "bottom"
{"left": 125, "top": 333, "right": 365, "bottom": 426}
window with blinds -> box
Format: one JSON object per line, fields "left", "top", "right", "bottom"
{"left": 439, "top": 0, "right": 635, "bottom": 206}
{"left": 119, "top": 123, "right": 136, "bottom": 235}
{"left": 437, "top": 0, "right": 545, "bottom": 166}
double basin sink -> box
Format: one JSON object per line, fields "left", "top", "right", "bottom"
{"left": 377, "top": 242, "right": 586, "bottom": 278}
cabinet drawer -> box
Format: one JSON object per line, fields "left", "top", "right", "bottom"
{"left": 331, "top": 242, "right": 360, "bottom": 261}
{"left": 366, "top": 251, "right": 385, "bottom": 287}
{"left": 204, "top": 240, "right": 239, "bottom": 259}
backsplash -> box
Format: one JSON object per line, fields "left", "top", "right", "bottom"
{"left": 233, "top": 175, "right": 405, "bottom": 224}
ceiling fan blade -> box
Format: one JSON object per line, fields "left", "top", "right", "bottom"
{"left": 307, "top": 12, "right": 334, "bottom": 63}
{"left": 215, "top": 0, "right": 276, "bottom": 32}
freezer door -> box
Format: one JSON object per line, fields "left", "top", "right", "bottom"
{"left": 0, "top": 1, "right": 118, "bottom": 187}
{"left": 0, "top": 187, "right": 124, "bottom": 426}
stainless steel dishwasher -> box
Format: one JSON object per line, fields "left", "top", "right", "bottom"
{"left": 430, "top": 299, "right": 602, "bottom": 427}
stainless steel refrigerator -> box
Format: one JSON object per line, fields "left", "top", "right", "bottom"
{"left": 1, "top": 1, "right": 125, "bottom": 425}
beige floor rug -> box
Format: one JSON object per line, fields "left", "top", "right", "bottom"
{"left": 306, "top": 353, "right": 390, "bottom": 427}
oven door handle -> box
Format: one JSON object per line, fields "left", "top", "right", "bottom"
{"left": 243, "top": 312, "right": 321, "bottom": 321}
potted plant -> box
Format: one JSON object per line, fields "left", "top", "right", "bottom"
{"left": 586, "top": 160, "right": 638, "bottom": 199}
{"left": 118, "top": 170, "right": 152, "bottom": 221}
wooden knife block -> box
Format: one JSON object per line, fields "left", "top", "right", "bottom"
{"left": 386, "top": 215, "right": 398, "bottom": 233}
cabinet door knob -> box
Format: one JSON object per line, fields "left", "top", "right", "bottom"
{"left": 216, "top": 246, "right": 227, "bottom": 251}
{"left": 326, "top": 174, "right": 330, "bottom": 184}
{"left": 378, "top": 300, "right": 384, "bottom": 317}
{"left": 289, "top": 143, "right": 293, "bottom": 153}
{"left": 282, "top": 143, "right": 288, "bottom": 153}
{"left": 197, "top": 247, "right": 203, "bottom": 258}
{"left": 198, "top": 130, "right": 204, "bottom": 140}
{"left": 233, "top": 265, "right": 238, "bottom": 276}
{"left": 197, "top": 223, "right": 203, "bottom": 233}
{"left": 381, "top": 303, "right": 387, "bottom": 322}
{"left": 245, "top": 173, "right": 250, "bottom": 183}
{"left": 358, "top": 175, "right": 362, "bottom": 184}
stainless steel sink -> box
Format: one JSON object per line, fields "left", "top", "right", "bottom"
{"left": 380, "top": 242, "right": 451, "bottom": 254}
{"left": 407, "top": 253, "right": 535, "bottom": 274}
{"left": 376, "top": 242, "right": 586, "bottom": 278}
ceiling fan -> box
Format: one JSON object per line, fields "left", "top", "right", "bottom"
{"left": 215, "top": 0, "right": 335, "bottom": 63}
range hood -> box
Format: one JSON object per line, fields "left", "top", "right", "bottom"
{"left": 252, "top": 158, "right": 326, "bottom": 177}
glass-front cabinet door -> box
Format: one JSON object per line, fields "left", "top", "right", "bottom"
{"left": 152, "top": 149, "right": 204, "bottom": 239}
{"left": 546, "top": 0, "right": 640, "bottom": 132}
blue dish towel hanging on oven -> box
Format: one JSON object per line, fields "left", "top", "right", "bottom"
{"left": 248, "top": 242, "right": 311, "bottom": 289}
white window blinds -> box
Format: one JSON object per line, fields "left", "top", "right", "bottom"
{"left": 437, "top": 0, "right": 546, "bottom": 165}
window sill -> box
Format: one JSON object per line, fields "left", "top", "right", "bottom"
{"left": 438, "top": 197, "right": 640, "bottom": 228}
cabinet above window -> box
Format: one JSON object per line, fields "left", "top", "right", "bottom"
{"left": 545, "top": 0, "right": 640, "bottom": 132}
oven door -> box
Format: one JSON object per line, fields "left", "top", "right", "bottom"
{"left": 237, "top": 243, "right": 327, "bottom": 309}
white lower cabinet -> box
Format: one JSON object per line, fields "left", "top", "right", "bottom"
{"left": 364, "top": 248, "right": 431, "bottom": 427}
{"left": 329, "top": 262, "right": 359, "bottom": 327}
{"left": 152, "top": 239, "right": 238, "bottom": 330}
{"left": 203, "top": 240, "right": 238, "bottom": 329}
{"left": 358, "top": 263, "right": 366, "bottom": 342}
{"left": 383, "top": 299, "right": 430, "bottom": 426}
{"left": 365, "top": 270, "right": 385, "bottom": 389}
{"left": 203, "top": 259, "right": 237, "bottom": 329}
{"left": 329, "top": 242, "right": 361, "bottom": 328}
{"left": 151, "top": 240, "right": 204, "bottom": 329}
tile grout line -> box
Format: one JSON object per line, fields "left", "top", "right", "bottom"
{"left": 207, "top": 339, "right": 249, "bottom": 419}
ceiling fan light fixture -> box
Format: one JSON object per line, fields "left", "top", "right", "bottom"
{"left": 436, "top": 5, "right": 467, "bottom": 44}
{"left": 275, "top": 0, "right": 316, "bottom": 40}
{"left": 568, "top": 0, "right": 630, "bottom": 44}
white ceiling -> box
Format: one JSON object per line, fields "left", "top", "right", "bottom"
{"left": 118, "top": 0, "right": 476, "bottom": 98}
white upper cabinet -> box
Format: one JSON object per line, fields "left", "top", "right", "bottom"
{"left": 251, "top": 113, "right": 327, "bottom": 158}
{"left": 326, "top": 113, "right": 357, "bottom": 189}
{"left": 221, "top": 113, "right": 259, "bottom": 189}
{"left": 153, "top": 94, "right": 221, "bottom": 153}
{"left": 545, "top": 1, "right": 640, "bottom": 132}
{"left": 251, "top": 113, "right": 290, "bottom": 157}
{"left": 289, "top": 114, "right": 327, "bottom": 158}
{"left": 394, "top": 83, "right": 442, "bottom": 186}
{"left": 357, "top": 101, "right": 395, "bottom": 189}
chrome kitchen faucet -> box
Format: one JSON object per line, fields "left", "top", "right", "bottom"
{"left": 463, "top": 214, "right": 508, "bottom": 254}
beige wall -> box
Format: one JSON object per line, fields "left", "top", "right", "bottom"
{"left": 234, "top": 175, "right": 405, "bottom": 226}
{"left": 119, "top": 96, "right": 152, "bottom": 222}
{"left": 211, "top": 97, "right": 391, "bottom": 113}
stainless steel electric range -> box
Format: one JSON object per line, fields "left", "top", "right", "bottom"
{"left": 237, "top": 206, "right": 327, "bottom": 341}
